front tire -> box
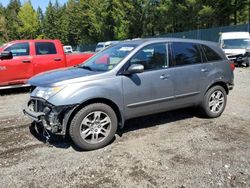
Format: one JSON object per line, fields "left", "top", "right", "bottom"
{"left": 246, "top": 58, "right": 250, "bottom": 67}
{"left": 201, "top": 85, "right": 227, "bottom": 118}
{"left": 69, "top": 103, "right": 118, "bottom": 150}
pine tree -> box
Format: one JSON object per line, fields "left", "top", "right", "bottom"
{"left": 0, "top": 4, "right": 8, "bottom": 43}
{"left": 17, "top": 1, "right": 39, "bottom": 39}
{"left": 5, "top": 0, "right": 21, "bottom": 40}
{"left": 43, "top": 1, "right": 57, "bottom": 39}
{"left": 36, "top": 6, "right": 44, "bottom": 38}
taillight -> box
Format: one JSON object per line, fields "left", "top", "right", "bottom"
{"left": 229, "top": 61, "right": 235, "bottom": 71}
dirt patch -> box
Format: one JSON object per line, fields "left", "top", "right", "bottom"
{"left": 0, "top": 68, "right": 250, "bottom": 187}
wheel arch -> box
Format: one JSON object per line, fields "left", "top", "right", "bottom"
{"left": 206, "top": 81, "right": 229, "bottom": 95}
{"left": 63, "top": 98, "right": 124, "bottom": 136}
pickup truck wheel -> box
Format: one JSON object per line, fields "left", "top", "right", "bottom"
{"left": 69, "top": 103, "right": 117, "bottom": 150}
{"left": 201, "top": 85, "right": 227, "bottom": 118}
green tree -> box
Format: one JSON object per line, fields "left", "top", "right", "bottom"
{"left": 5, "top": 0, "right": 21, "bottom": 40}
{"left": 53, "top": 1, "right": 68, "bottom": 44}
{"left": 43, "top": 1, "right": 68, "bottom": 43}
{"left": 0, "top": 4, "right": 8, "bottom": 43}
{"left": 120, "top": 0, "right": 145, "bottom": 38}
{"left": 231, "top": 0, "right": 249, "bottom": 24}
{"left": 65, "top": 0, "right": 82, "bottom": 46}
{"left": 198, "top": 5, "right": 215, "bottom": 29}
{"left": 43, "top": 1, "right": 57, "bottom": 39}
{"left": 36, "top": 6, "right": 45, "bottom": 38}
{"left": 79, "top": 0, "right": 106, "bottom": 43}
{"left": 17, "top": 1, "right": 39, "bottom": 39}
{"left": 103, "top": 0, "right": 130, "bottom": 40}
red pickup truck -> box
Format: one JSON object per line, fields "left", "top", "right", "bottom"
{"left": 0, "top": 39, "right": 93, "bottom": 89}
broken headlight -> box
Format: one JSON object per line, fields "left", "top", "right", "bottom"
{"left": 33, "top": 86, "right": 65, "bottom": 100}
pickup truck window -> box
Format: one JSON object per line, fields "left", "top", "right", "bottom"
{"left": 5, "top": 42, "right": 30, "bottom": 57}
{"left": 35, "top": 42, "right": 57, "bottom": 55}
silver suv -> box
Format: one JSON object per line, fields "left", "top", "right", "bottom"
{"left": 23, "top": 38, "right": 234, "bottom": 150}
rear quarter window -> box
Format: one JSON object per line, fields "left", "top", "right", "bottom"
{"left": 35, "top": 42, "right": 57, "bottom": 55}
{"left": 202, "top": 45, "right": 222, "bottom": 62}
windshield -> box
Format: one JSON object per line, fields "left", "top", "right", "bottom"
{"left": 222, "top": 39, "right": 250, "bottom": 49}
{"left": 79, "top": 43, "right": 138, "bottom": 72}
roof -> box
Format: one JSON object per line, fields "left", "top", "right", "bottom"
{"left": 120, "top": 37, "right": 219, "bottom": 46}
{"left": 220, "top": 32, "right": 250, "bottom": 40}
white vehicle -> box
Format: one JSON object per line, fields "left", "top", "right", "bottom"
{"left": 219, "top": 32, "right": 250, "bottom": 67}
{"left": 63, "top": 45, "right": 73, "bottom": 53}
{"left": 95, "top": 41, "right": 120, "bottom": 52}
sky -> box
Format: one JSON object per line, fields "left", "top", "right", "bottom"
{"left": 0, "top": 0, "right": 68, "bottom": 12}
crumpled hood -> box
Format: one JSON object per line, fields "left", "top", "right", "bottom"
{"left": 28, "top": 67, "right": 101, "bottom": 87}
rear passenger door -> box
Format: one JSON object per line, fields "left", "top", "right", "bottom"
{"left": 33, "top": 42, "right": 65, "bottom": 75}
{"left": 170, "top": 42, "right": 207, "bottom": 106}
{"left": 200, "top": 44, "right": 225, "bottom": 92}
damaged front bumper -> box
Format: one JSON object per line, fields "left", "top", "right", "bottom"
{"left": 23, "top": 98, "right": 77, "bottom": 135}
{"left": 227, "top": 52, "right": 250, "bottom": 66}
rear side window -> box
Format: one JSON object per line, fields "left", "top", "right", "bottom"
{"left": 35, "top": 42, "right": 57, "bottom": 55}
{"left": 171, "top": 42, "right": 202, "bottom": 66}
{"left": 5, "top": 42, "right": 30, "bottom": 56}
{"left": 202, "top": 45, "right": 222, "bottom": 62}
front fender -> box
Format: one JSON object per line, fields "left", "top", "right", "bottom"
{"left": 48, "top": 77, "right": 123, "bottom": 109}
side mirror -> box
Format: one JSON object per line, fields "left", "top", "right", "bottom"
{"left": 124, "top": 64, "right": 144, "bottom": 74}
{"left": 0, "top": 51, "right": 13, "bottom": 60}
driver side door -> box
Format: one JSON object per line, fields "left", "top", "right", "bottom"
{"left": 0, "top": 42, "right": 33, "bottom": 86}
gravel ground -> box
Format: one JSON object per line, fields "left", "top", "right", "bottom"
{"left": 0, "top": 68, "right": 250, "bottom": 188}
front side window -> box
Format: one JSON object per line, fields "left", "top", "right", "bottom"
{"left": 35, "top": 42, "right": 57, "bottom": 55}
{"left": 202, "top": 45, "right": 222, "bottom": 62}
{"left": 5, "top": 42, "right": 30, "bottom": 56}
{"left": 172, "top": 42, "right": 201, "bottom": 66}
{"left": 130, "top": 43, "right": 167, "bottom": 71}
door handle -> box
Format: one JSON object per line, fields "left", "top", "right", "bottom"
{"left": 201, "top": 68, "right": 208, "bottom": 72}
{"left": 160, "top": 74, "right": 170, "bottom": 79}
{"left": 22, "top": 60, "right": 31, "bottom": 63}
{"left": 54, "top": 58, "right": 62, "bottom": 61}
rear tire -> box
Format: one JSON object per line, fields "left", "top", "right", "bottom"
{"left": 200, "top": 85, "right": 227, "bottom": 118}
{"left": 69, "top": 103, "right": 117, "bottom": 150}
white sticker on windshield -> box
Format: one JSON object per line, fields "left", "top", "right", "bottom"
{"left": 119, "top": 47, "right": 134, "bottom": 51}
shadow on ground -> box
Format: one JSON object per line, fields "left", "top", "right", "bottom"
{"left": 121, "top": 107, "right": 196, "bottom": 134}
{"left": 0, "top": 87, "right": 30, "bottom": 96}
{"left": 29, "top": 107, "right": 198, "bottom": 151}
